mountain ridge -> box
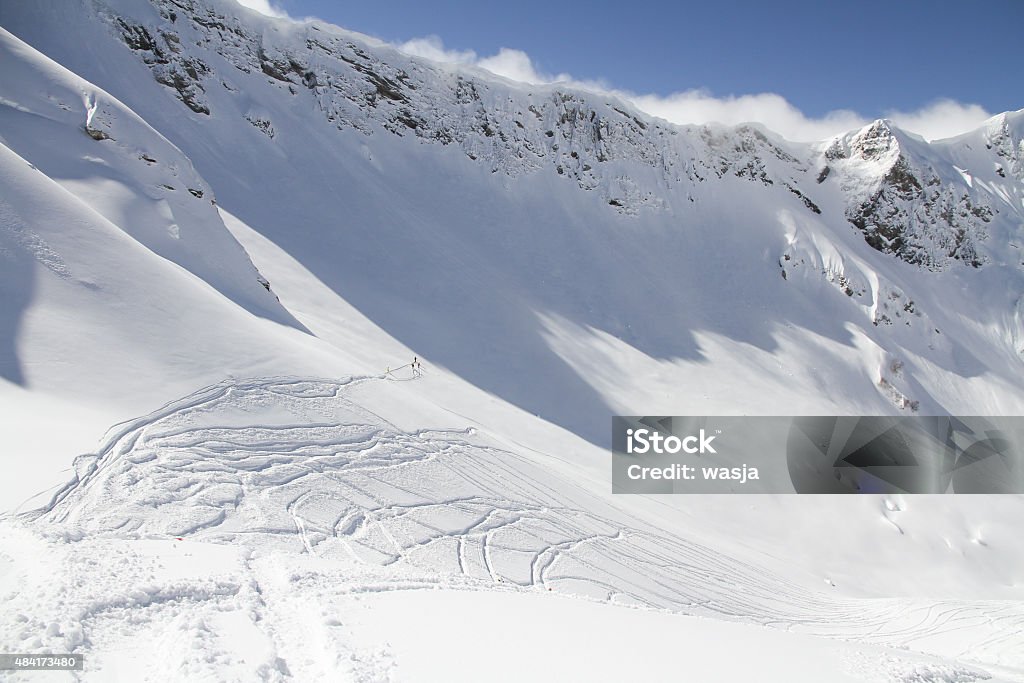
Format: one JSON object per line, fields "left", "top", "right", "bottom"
{"left": 65, "top": 0, "right": 1024, "bottom": 272}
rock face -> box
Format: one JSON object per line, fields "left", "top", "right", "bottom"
{"left": 113, "top": 15, "right": 211, "bottom": 114}
{"left": 987, "top": 113, "right": 1024, "bottom": 181}
{"left": 822, "top": 120, "right": 995, "bottom": 270}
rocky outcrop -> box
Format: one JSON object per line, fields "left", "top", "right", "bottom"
{"left": 849, "top": 156, "right": 991, "bottom": 268}
{"left": 113, "top": 16, "right": 211, "bottom": 114}
{"left": 986, "top": 113, "right": 1024, "bottom": 181}
{"left": 825, "top": 121, "right": 994, "bottom": 270}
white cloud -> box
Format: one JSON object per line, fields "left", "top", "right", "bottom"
{"left": 628, "top": 93, "right": 992, "bottom": 143}
{"left": 885, "top": 100, "right": 993, "bottom": 142}
{"left": 397, "top": 39, "right": 573, "bottom": 85}
{"left": 477, "top": 48, "right": 548, "bottom": 84}
{"left": 234, "top": 0, "right": 289, "bottom": 19}
{"left": 478, "top": 48, "right": 579, "bottom": 85}
{"left": 626, "top": 90, "right": 867, "bottom": 142}
{"left": 394, "top": 36, "right": 994, "bottom": 142}
{"left": 398, "top": 36, "right": 475, "bottom": 65}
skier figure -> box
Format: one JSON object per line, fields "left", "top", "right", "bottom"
{"left": 412, "top": 356, "right": 421, "bottom": 377}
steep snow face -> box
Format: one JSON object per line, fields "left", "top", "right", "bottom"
{"left": 0, "top": 26, "right": 296, "bottom": 324}
{"left": 3, "top": 0, "right": 1024, "bottom": 448}
{"left": 0, "top": 25, "right": 356, "bottom": 503}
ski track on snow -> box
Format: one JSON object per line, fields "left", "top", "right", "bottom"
{"left": 20, "top": 376, "right": 1024, "bottom": 674}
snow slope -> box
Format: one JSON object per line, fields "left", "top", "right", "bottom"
{"left": 5, "top": 521, "right": 1017, "bottom": 682}
{"left": 1, "top": 1, "right": 1024, "bottom": 680}
{"left": 4, "top": 0, "right": 1024, "bottom": 444}
{"left": 3, "top": 373, "right": 1024, "bottom": 679}
{"left": 0, "top": 24, "right": 349, "bottom": 505}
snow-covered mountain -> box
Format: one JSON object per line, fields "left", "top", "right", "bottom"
{"left": 5, "top": 0, "right": 1024, "bottom": 442}
{"left": 2, "top": 1, "right": 1024, "bottom": 680}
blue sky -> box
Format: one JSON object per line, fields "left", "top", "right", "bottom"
{"left": 239, "top": 0, "right": 1022, "bottom": 140}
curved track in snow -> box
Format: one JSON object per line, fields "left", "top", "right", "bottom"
{"left": 30, "top": 377, "right": 1024, "bottom": 672}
